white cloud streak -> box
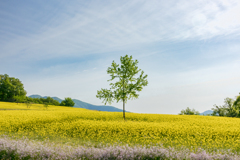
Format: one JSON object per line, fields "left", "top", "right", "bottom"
{"left": 0, "top": 0, "right": 240, "bottom": 60}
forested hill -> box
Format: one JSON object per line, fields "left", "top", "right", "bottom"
{"left": 29, "top": 95, "right": 125, "bottom": 112}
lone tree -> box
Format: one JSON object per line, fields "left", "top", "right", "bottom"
{"left": 96, "top": 55, "right": 148, "bottom": 120}
{"left": 25, "top": 101, "right": 32, "bottom": 109}
{"left": 44, "top": 102, "right": 49, "bottom": 110}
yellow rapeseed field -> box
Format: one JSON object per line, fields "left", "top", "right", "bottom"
{"left": 1, "top": 101, "right": 240, "bottom": 152}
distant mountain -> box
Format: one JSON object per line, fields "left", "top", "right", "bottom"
{"left": 48, "top": 97, "right": 62, "bottom": 103}
{"left": 72, "top": 99, "right": 125, "bottom": 112}
{"left": 29, "top": 95, "right": 42, "bottom": 99}
{"left": 28, "top": 95, "right": 125, "bottom": 112}
{"left": 200, "top": 110, "right": 213, "bottom": 115}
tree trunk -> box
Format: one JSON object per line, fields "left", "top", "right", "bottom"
{"left": 123, "top": 99, "right": 125, "bottom": 120}
{"left": 122, "top": 76, "right": 126, "bottom": 120}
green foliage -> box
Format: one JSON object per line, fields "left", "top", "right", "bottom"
{"left": 0, "top": 74, "right": 27, "bottom": 101}
{"left": 211, "top": 104, "right": 227, "bottom": 116}
{"left": 13, "top": 95, "right": 26, "bottom": 104}
{"left": 233, "top": 94, "right": 240, "bottom": 108}
{"left": 25, "top": 101, "right": 32, "bottom": 108}
{"left": 0, "top": 149, "right": 18, "bottom": 160}
{"left": 224, "top": 97, "right": 238, "bottom": 117}
{"left": 23, "top": 96, "right": 60, "bottom": 106}
{"left": 44, "top": 102, "right": 49, "bottom": 110}
{"left": 0, "top": 74, "right": 73, "bottom": 107}
{"left": 179, "top": 107, "right": 200, "bottom": 115}
{"left": 212, "top": 94, "right": 240, "bottom": 117}
{"left": 96, "top": 55, "right": 148, "bottom": 119}
{"left": 60, "top": 97, "right": 75, "bottom": 107}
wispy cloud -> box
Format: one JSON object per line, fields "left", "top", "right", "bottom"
{"left": 1, "top": 0, "right": 240, "bottom": 61}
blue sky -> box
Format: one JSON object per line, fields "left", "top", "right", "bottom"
{"left": 0, "top": 0, "right": 240, "bottom": 114}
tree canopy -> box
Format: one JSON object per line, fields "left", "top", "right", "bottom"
{"left": 0, "top": 74, "right": 27, "bottom": 101}
{"left": 60, "top": 97, "right": 75, "bottom": 107}
{"left": 179, "top": 107, "right": 200, "bottom": 115}
{"left": 212, "top": 93, "right": 240, "bottom": 117}
{"left": 233, "top": 94, "right": 240, "bottom": 107}
{"left": 96, "top": 55, "right": 148, "bottom": 120}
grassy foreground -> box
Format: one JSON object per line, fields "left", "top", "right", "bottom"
{"left": 1, "top": 101, "right": 240, "bottom": 159}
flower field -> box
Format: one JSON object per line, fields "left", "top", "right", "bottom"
{"left": 1, "top": 136, "right": 239, "bottom": 160}
{"left": 1, "top": 101, "right": 240, "bottom": 159}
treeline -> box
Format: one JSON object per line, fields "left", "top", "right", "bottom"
{"left": 14, "top": 96, "right": 60, "bottom": 106}
{"left": 0, "top": 74, "right": 74, "bottom": 107}
{"left": 211, "top": 94, "right": 240, "bottom": 117}
{"left": 179, "top": 93, "right": 240, "bottom": 117}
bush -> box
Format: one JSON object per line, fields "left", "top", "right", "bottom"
{"left": 60, "top": 97, "right": 75, "bottom": 107}
{"left": 179, "top": 107, "right": 200, "bottom": 115}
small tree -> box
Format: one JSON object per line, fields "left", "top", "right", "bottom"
{"left": 44, "top": 102, "right": 49, "bottom": 110}
{"left": 179, "top": 107, "right": 200, "bottom": 115}
{"left": 25, "top": 101, "right": 32, "bottom": 108}
{"left": 96, "top": 55, "right": 148, "bottom": 120}
{"left": 60, "top": 97, "right": 75, "bottom": 107}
